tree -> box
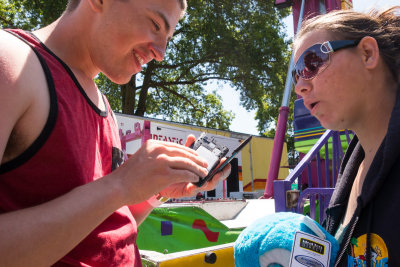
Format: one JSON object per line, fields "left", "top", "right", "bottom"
{"left": 1, "top": 0, "right": 295, "bottom": 136}
{"left": 97, "top": 0, "right": 292, "bottom": 132}
{"left": 0, "top": 0, "right": 67, "bottom": 29}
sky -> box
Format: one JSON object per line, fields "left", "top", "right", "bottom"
{"left": 217, "top": 0, "right": 400, "bottom": 136}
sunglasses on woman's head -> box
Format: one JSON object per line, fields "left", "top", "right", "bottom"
{"left": 292, "top": 39, "right": 360, "bottom": 86}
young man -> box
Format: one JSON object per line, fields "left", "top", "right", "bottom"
{"left": 0, "top": 0, "right": 231, "bottom": 266}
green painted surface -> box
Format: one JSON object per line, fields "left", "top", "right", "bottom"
{"left": 137, "top": 206, "right": 243, "bottom": 254}
{"left": 295, "top": 134, "right": 353, "bottom": 156}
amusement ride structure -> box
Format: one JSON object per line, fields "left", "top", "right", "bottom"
{"left": 265, "top": 0, "right": 354, "bottom": 228}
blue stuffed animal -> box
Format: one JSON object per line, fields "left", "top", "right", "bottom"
{"left": 234, "top": 212, "right": 339, "bottom": 267}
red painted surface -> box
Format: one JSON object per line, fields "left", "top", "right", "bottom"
{"left": 192, "top": 219, "right": 219, "bottom": 242}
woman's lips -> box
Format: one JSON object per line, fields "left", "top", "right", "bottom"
{"left": 310, "top": 101, "right": 319, "bottom": 115}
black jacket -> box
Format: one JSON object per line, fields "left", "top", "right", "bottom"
{"left": 325, "top": 86, "right": 400, "bottom": 267}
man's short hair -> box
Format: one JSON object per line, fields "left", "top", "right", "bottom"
{"left": 66, "top": 0, "right": 79, "bottom": 12}
{"left": 66, "top": 0, "right": 187, "bottom": 14}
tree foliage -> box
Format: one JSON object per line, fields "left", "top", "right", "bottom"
{"left": 106, "top": 0, "right": 293, "bottom": 132}
{"left": 0, "top": 0, "right": 296, "bottom": 140}
{"left": 0, "top": 0, "right": 67, "bottom": 29}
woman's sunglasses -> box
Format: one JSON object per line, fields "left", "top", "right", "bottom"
{"left": 292, "top": 39, "right": 360, "bottom": 85}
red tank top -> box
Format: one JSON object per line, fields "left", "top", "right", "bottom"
{"left": 0, "top": 29, "right": 141, "bottom": 267}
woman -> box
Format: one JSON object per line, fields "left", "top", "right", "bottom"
{"left": 293, "top": 6, "right": 400, "bottom": 266}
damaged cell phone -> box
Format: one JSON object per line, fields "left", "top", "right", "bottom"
{"left": 191, "top": 133, "right": 229, "bottom": 187}
{"left": 191, "top": 133, "right": 252, "bottom": 187}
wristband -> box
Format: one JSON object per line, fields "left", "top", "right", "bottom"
{"left": 147, "top": 193, "right": 170, "bottom": 207}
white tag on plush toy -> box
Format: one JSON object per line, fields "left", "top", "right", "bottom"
{"left": 300, "top": 216, "right": 326, "bottom": 240}
{"left": 289, "top": 231, "right": 331, "bottom": 267}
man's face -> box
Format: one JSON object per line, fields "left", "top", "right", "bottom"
{"left": 89, "top": 0, "right": 182, "bottom": 84}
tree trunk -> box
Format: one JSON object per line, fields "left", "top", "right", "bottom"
{"left": 135, "top": 62, "right": 155, "bottom": 117}
{"left": 121, "top": 75, "right": 137, "bottom": 115}
{"left": 135, "top": 84, "right": 149, "bottom": 117}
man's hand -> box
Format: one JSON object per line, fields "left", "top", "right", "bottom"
{"left": 111, "top": 137, "right": 210, "bottom": 205}
{"left": 159, "top": 134, "right": 231, "bottom": 199}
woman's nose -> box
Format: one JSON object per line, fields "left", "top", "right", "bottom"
{"left": 294, "top": 78, "right": 312, "bottom": 97}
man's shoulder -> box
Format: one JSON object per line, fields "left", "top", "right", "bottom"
{"left": 0, "top": 29, "right": 51, "bottom": 164}
{"left": 0, "top": 31, "right": 32, "bottom": 79}
{"left": 0, "top": 29, "right": 45, "bottom": 97}
{"left": 0, "top": 29, "right": 29, "bottom": 56}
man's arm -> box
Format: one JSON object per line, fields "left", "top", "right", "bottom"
{"left": 0, "top": 31, "right": 208, "bottom": 266}
{"left": 0, "top": 31, "right": 127, "bottom": 266}
{"left": 0, "top": 142, "right": 207, "bottom": 266}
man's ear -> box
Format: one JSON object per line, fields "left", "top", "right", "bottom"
{"left": 87, "top": 0, "right": 104, "bottom": 13}
{"left": 358, "top": 36, "right": 380, "bottom": 70}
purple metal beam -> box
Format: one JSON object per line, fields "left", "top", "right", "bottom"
{"left": 263, "top": 106, "right": 290, "bottom": 198}
{"left": 273, "top": 130, "right": 333, "bottom": 211}
{"left": 296, "top": 188, "right": 335, "bottom": 224}
{"left": 273, "top": 179, "right": 292, "bottom": 212}
{"left": 283, "top": 130, "right": 333, "bottom": 184}
{"left": 263, "top": 0, "right": 306, "bottom": 199}
{"left": 266, "top": 0, "right": 346, "bottom": 199}
{"left": 325, "top": 142, "right": 330, "bottom": 187}
{"left": 316, "top": 152, "right": 322, "bottom": 187}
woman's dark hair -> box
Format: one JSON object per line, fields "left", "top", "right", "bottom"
{"left": 295, "top": 6, "right": 400, "bottom": 83}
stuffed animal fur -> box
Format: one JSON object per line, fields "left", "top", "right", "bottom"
{"left": 234, "top": 212, "right": 339, "bottom": 267}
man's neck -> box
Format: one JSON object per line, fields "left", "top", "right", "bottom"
{"left": 32, "top": 13, "right": 105, "bottom": 110}
{"left": 33, "top": 11, "right": 98, "bottom": 81}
